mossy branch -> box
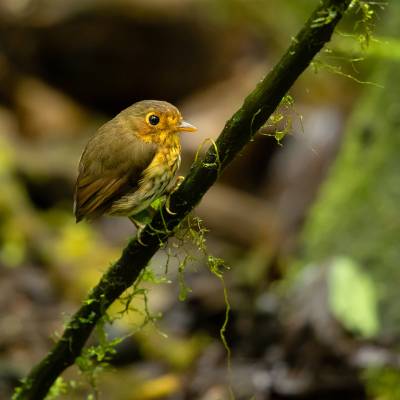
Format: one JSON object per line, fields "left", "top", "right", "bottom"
{"left": 14, "top": 0, "right": 351, "bottom": 398}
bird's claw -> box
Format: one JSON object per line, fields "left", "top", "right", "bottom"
{"left": 165, "top": 195, "right": 176, "bottom": 215}
{"left": 136, "top": 228, "right": 147, "bottom": 246}
{"left": 172, "top": 176, "right": 185, "bottom": 193}
{"left": 165, "top": 176, "right": 184, "bottom": 215}
{"left": 129, "top": 217, "right": 147, "bottom": 246}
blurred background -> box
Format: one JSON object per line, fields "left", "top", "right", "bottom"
{"left": 0, "top": 0, "right": 399, "bottom": 399}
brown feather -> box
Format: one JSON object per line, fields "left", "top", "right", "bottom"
{"left": 75, "top": 177, "right": 126, "bottom": 221}
{"left": 74, "top": 113, "right": 158, "bottom": 222}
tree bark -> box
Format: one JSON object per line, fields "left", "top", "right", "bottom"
{"left": 14, "top": 1, "right": 352, "bottom": 398}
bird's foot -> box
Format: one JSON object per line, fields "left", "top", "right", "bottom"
{"left": 165, "top": 195, "right": 176, "bottom": 215}
{"left": 129, "top": 216, "right": 147, "bottom": 246}
{"left": 166, "top": 176, "right": 184, "bottom": 215}
{"left": 171, "top": 175, "right": 185, "bottom": 193}
{"left": 136, "top": 227, "right": 147, "bottom": 246}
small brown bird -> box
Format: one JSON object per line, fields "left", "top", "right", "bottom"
{"left": 74, "top": 100, "right": 196, "bottom": 223}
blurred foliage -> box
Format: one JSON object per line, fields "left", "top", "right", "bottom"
{"left": 208, "top": 0, "right": 314, "bottom": 46}
{"left": 298, "top": 57, "right": 400, "bottom": 336}
{"left": 0, "top": 132, "right": 41, "bottom": 267}
{"left": 131, "top": 373, "right": 181, "bottom": 400}
{"left": 336, "top": 35, "right": 400, "bottom": 61}
{"left": 328, "top": 256, "right": 378, "bottom": 337}
{"left": 363, "top": 368, "right": 400, "bottom": 400}
{"left": 48, "top": 216, "right": 119, "bottom": 298}
{"left": 137, "top": 328, "right": 209, "bottom": 370}
{"left": 296, "top": 4, "right": 400, "bottom": 337}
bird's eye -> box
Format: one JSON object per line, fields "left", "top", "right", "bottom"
{"left": 148, "top": 114, "right": 160, "bottom": 126}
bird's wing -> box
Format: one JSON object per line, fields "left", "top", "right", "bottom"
{"left": 74, "top": 124, "right": 157, "bottom": 222}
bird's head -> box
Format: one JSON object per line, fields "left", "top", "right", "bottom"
{"left": 123, "top": 100, "right": 197, "bottom": 144}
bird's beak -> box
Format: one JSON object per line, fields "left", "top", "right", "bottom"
{"left": 178, "top": 120, "right": 197, "bottom": 133}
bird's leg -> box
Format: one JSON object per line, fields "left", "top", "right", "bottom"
{"left": 166, "top": 175, "right": 184, "bottom": 215}
{"left": 129, "top": 208, "right": 154, "bottom": 246}
{"left": 129, "top": 216, "right": 147, "bottom": 246}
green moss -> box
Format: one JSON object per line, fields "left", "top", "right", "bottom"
{"left": 309, "top": 0, "right": 384, "bottom": 86}
{"left": 179, "top": 217, "right": 233, "bottom": 373}
{"left": 262, "top": 94, "right": 300, "bottom": 144}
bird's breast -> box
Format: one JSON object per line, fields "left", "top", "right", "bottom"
{"left": 143, "top": 141, "right": 181, "bottom": 181}
{"left": 156, "top": 143, "right": 181, "bottom": 175}
{"left": 109, "top": 141, "right": 181, "bottom": 216}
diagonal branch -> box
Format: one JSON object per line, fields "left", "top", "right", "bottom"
{"left": 14, "top": 1, "right": 351, "bottom": 398}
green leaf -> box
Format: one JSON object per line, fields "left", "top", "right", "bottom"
{"left": 150, "top": 197, "right": 164, "bottom": 211}
{"left": 328, "top": 256, "right": 379, "bottom": 337}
